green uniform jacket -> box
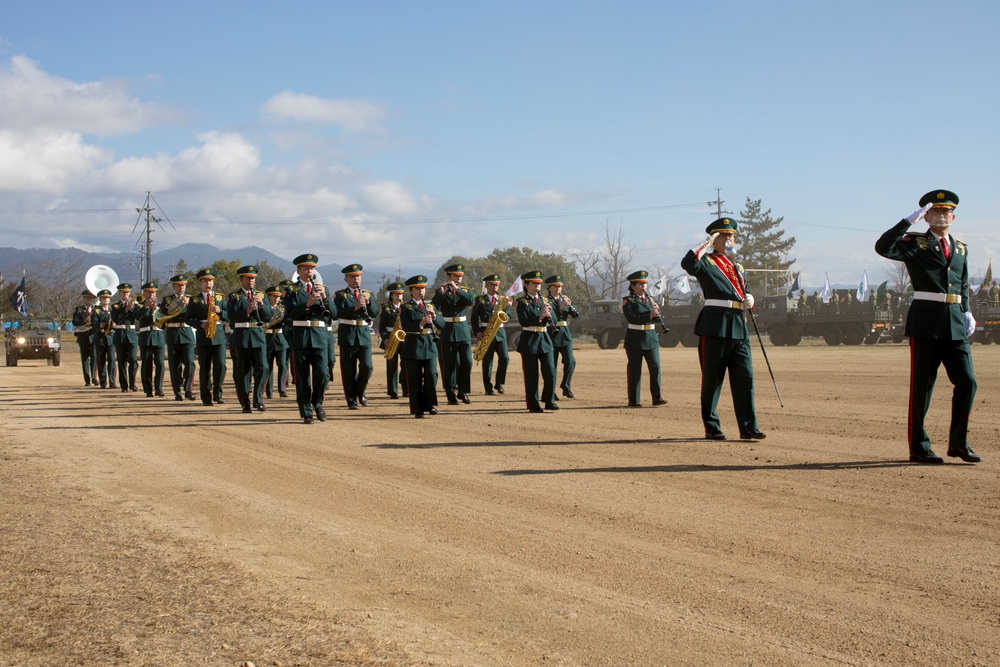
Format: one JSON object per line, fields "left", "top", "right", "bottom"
{"left": 110, "top": 301, "right": 140, "bottom": 345}
{"left": 515, "top": 294, "right": 554, "bottom": 355}
{"left": 333, "top": 288, "right": 378, "bottom": 347}
{"left": 622, "top": 294, "right": 660, "bottom": 350}
{"left": 378, "top": 302, "right": 402, "bottom": 349}
{"left": 227, "top": 289, "right": 273, "bottom": 348}
{"left": 680, "top": 250, "right": 750, "bottom": 340}
{"left": 90, "top": 306, "right": 114, "bottom": 348}
{"left": 431, "top": 286, "right": 476, "bottom": 343}
{"left": 282, "top": 282, "right": 336, "bottom": 349}
{"left": 399, "top": 300, "right": 444, "bottom": 360}
{"left": 473, "top": 294, "right": 510, "bottom": 343}
{"left": 137, "top": 304, "right": 166, "bottom": 347}
{"left": 71, "top": 305, "right": 94, "bottom": 342}
{"left": 875, "top": 220, "right": 970, "bottom": 340}
{"left": 158, "top": 294, "right": 196, "bottom": 345}
{"left": 546, "top": 296, "right": 579, "bottom": 347}
{"left": 185, "top": 292, "right": 229, "bottom": 347}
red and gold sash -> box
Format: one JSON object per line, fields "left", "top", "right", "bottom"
{"left": 707, "top": 253, "right": 745, "bottom": 299}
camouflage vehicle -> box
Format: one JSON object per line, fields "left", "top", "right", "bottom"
{"left": 4, "top": 317, "right": 62, "bottom": 366}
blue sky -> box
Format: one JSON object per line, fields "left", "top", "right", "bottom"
{"left": 1, "top": 1, "right": 998, "bottom": 290}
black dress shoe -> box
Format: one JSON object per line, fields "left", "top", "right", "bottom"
{"left": 202, "top": 401, "right": 213, "bottom": 407}
{"left": 155, "top": 391, "right": 165, "bottom": 397}
{"left": 495, "top": 385, "right": 504, "bottom": 395}
{"left": 185, "top": 392, "right": 196, "bottom": 400}
{"left": 401, "top": 392, "right": 409, "bottom": 398}
{"left": 175, "top": 395, "right": 184, "bottom": 402}
{"left": 348, "top": 404, "right": 359, "bottom": 411}
{"left": 545, "top": 403, "right": 560, "bottom": 411}
{"left": 947, "top": 448, "right": 982, "bottom": 463}
{"left": 242, "top": 405, "right": 252, "bottom": 414}
{"left": 447, "top": 398, "right": 459, "bottom": 406}
{"left": 121, "top": 388, "right": 129, "bottom": 394}
{"left": 485, "top": 389, "right": 495, "bottom": 396}
{"left": 358, "top": 396, "right": 368, "bottom": 407}
{"left": 130, "top": 387, "right": 138, "bottom": 392}
{"left": 109, "top": 383, "right": 116, "bottom": 389}
{"left": 256, "top": 403, "right": 266, "bottom": 412}
{"left": 415, "top": 412, "right": 424, "bottom": 418}
{"left": 145, "top": 392, "right": 153, "bottom": 398}
{"left": 627, "top": 402, "right": 641, "bottom": 408}
{"left": 459, "top": 393, "right": 472, "bottom": 404}
{"left": 529, "top": 407, "right": 545, "bottom": 413}
{"left": 215, "top": 398, "right": 225, "bottom": 405}
{"left": 562, "top": 388, "right": 575, "bottom": 398}
{"left": 389, "top": 393, "right": 399, "bottom": 399}
{"left": 910, "top": 451, "right": 944, "bottom": 464}
{"left": 652, "top": 397, "right": 667, "bottom": 406}
{"left": 279, "top": 392, "right": 288, "bottom": 398}
{"left": 265, "top": 392, "right": 272, "bottom": 399}
{"left": 705, "top": 431, "right": 727, "bottom": 440}
{"left": 303, "top": 416, "right": 315, "bottom": 424}
{"left": 740, "top": 429, "right": 767, "bottom": 440}
{"left": 316, "top": 406, "right": 327, "bottom": 421}
{"left": 428, "top": 407, "right": 438, "bottom": 415}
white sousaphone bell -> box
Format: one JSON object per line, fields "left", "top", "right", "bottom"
{"left": 85, "top": 264, "right": 120, "bottom": 301}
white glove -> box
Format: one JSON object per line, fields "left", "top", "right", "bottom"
{"left": 743, "top": 294, "right": 755, "bottom": 310}
{"left": 964, "top": 311, "right": 976, "bottom": 338}
{"left": 906, "top": 203, "right": 933, "bottom": 224}
{"left": 694, "top": 233, "right": 719, "bottom": 260}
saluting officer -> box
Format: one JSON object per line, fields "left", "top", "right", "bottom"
{"left": 71, "top": 290, "right": 97, "bottom": 387}
{"left": 137, "top": 282, "right": 166, "bottom": 397}
{"left": 545, "top": 274, "right": 580, "bottom": 399}
{"left": 473, "top": 274, "right": 510, "bottom": 395}
{"left": 681, "top": 218, "right": 763, "bottom": 440}
{"left": 160, "top": 274, "right": 196, "bottom": 401}
{"left": 432, "top": 263, "right": 476, "bottom": 404}
{"left": 398, "top": 275, "right": 445, "bottom": 418}
{"left": 334, "top": 263, "right": 378, "bottom": 410}
{"left": 283, "top": 254, "right": 337, "bottom": 424}
{"left": 263, "top": 285, "right": 289, "bottom": 399}
{"left": 378, "top": 281, "right": 408, "bottom": 399}
{"left": 111, "top": 282, "right": 140, "bottom": 393}
{"left": 228, "top": 265, "right": 273, "bottom": 413}
{"left": 90, "top": 289, "right": 116, "bottom": 388}
{"left": 875, "top": 189, "right": 980, "bottom": 464}
{"left": 516, "top": 270, "right": 558, "bottom": 413}
{"left": 622, "top": 271, "right": 667, "bottom": 408}
{"left": 185, "top": 268, "right": 229, "bottom": 406}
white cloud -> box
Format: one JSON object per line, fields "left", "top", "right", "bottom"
{"left": 261, "top": 91, "right": 386, "bottom": 132}
{"left": 0, "top": 129, "right": 111, "bottom": 191}
{"left": 357, "top": 180, "right": 421, "bottom": 216}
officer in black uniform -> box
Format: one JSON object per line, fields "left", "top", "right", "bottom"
{"left": 334, "top": 263, "right": 378, "bottom": 410}
{"left": 472, "top": 274, "right": 510, "bottom": 395}
{"left": 71, "top": 290, "right": 97, "bottom": 386}
{"left": 875, "top": 189, "right": 981, "bottom": 464}
{"left": 515, "top": 270, "right": 558, "bottom": 413}
{"left": 185, "top": 268, "right": 229, "bottom": 406}
{"left": 432, "top": 263, "right": 476, "bottom": 404}
{"left": 111, "top": 282, "right": 140, "bottom": 393}
{"left": 378, "top": 281, "right": 407, "bottom": 399}
{"left": 545, "top": 274, "right": 580, "bottom": 399}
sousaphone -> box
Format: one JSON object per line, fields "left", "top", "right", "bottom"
{"left": 85, "top": 264, "right": 120, "bottom": 297}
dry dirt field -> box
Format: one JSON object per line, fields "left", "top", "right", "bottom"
{"left": 1, "top": 340, "right": 998, "bottom": 666}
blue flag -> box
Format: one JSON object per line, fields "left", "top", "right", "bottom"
{"left": 786, "top": 273, "right": 800, "bottom": 298}
{"left": 9, "top": 276, "right": 27, "bottom": 317}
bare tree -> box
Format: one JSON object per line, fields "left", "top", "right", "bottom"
{"left": 567, "top": 247, "right": 600, "bottom": 303}
{"left": 30, "top": 254, "right": 89, "bottom": 324}
{"left": 882, "top": 258, "right": 910, "bottom": 293}
{"left": 592, "top": 219, "right": 635, "bottom": 299}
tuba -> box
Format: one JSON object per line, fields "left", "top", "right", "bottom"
{"left": 266, "top": 302, "right": 286, "bottom": 328}
{"left": 473, "top": 296, "right": 509, "bottom": 362}
{"left": 383, "top": 313, "right": 406, "bottom": 360}
{"left": 153, "top": 294, "right": 188, "bottom": 327}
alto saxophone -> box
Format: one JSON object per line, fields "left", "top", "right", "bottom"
{"left": 473, "top": 295, "right": 509, "bottom": 362}
{"left": 205, "top": 293, "right": 219, "bottom": 339}
{"left": 383, "top": 311, "right": 406, "bottom": 360}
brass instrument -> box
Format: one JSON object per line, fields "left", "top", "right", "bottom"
{"left": 205, "top": 292, "right": 219, "bottom": 339}
{"left": 383, "top": 312, "right": 406, "bottom": 359}
{"left": 102, "top": 305, "right": 114, "bottom": 336}
{"left": 473, "top": 296, "right": 509, "bottom": 362}
{"left": 134, "top": 293, "right": 145, "bottom": 306}
{"left": 266, "top": 302, "right": 285, "bottom": 328}
{"left": 153, "top": 294, "right": 188, "bottom": 326}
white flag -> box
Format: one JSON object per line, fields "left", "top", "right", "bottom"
{"left": 857, "top": 270, "right": 869, "bottom": 302}
{"left": 675, "top": 275, "right": 691, "bottom": 294}
{"left": 648, "top": 275, "right": 667, "bottom": 297}
{"left": 505, "top": 276, "right": 523, "bottom": 297}
{"left": 820, "top": 272, "right": 831, "bottom": 303}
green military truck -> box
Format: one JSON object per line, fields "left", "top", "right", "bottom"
{"left": 755, "top": 295, "right": 893, "bottom": 346}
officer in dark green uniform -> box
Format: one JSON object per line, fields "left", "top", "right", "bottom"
{"left": 399, "top": 275, "right": 445, "bottom": 418}
{"left": 334, "top": 263, "right": 378, "bottom": 410}
{"left": 472, "top": 274, "right": 510, "bottom": 395}
{"left": 71, "top": 290, "right": 96, "bottom": 386}
{"left": 431, "top": 263, "right": 476, "bottom": 405}
{"left": 90, "top": 289, "right": 115, "bottom": 388}
{"left": 283, "top": 254, "right": 336, "bottom": 424}
{"left": 263, "top": 286, "right": 289, "bottom": 399}
{"left": 228, "top": 265, "right": 272, "bottom": 413}
{"left": 378, "top": 281, "right": 407, "bottom": 399}
{"left": 622, "top": 271, "right": 666, "bottom": 408}
{"left": 681, "top": 219, "right": 763, "bottom": 440}
{"left": 159, "top": 274, "right": 196, "bottom": 401}
{"left": 875, "top": 189, "right": 980, "bottom": 464}
{"left": 111, "top": 282, "right": 140, "bottom": 393}
{"left": 185, "top": 268, "right": 229, "bottom": 406}
{"left": 278, "top": 278, "right": 296, "bottom": 393}
{"left": 516, "top": 270, "right": 558, "bottom": 412}
{"left": 137, "top": 282, "right": 166, "bottom": 397}
{"left": 545, "top": 274, "right": 580, "bottom": 399}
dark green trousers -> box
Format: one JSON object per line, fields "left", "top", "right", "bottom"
{"left": 625, "top": 347, "right": 661, "bottom": 405}
{"left": 196, "top": 344, "right": 227, "bottom": 402}
{"left": 140, "top": 345, "right": 164, "bottom": 395}
{"left": 481, "top": 338, "right": 509, "bottom": 392}
{"left": 521, "top": 350, "right": 556, "bottom": 411}
{"left": 697, "top": 336, "right": 756, "bottom": 435}
{"left": 293, "top": 347, "right": 329, "bottom": 418}
{"left": 908, "top": 337, "right": 976, "bottom": 456}
{"left": 167, "top": 342, "right": 195, "bottom": 397}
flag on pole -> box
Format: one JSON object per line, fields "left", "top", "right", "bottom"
{"left": 786, "top": 273, "right": 800, "bottom": 298}
{"left": 505, "top": 275, "right": 523, "bottom": 297}
{"left": 675, "top": 275, "right": 691, "bottom": 294}
{"left": 648, "top": 275, "right": 667, "bottom": 297}
{"left": 9, "top": 276, "right": 27, "bottom": 316}
{"left": 979, "top": 259, "right": 993, "bottom": 294}
{"left": 857, "top": 270, "right": 869, "bottom": 302}
{"left": 820, "top": 273, "right": 831, "bottom": 303}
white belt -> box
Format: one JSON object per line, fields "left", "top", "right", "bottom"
{"left": 479, "top": 320, "right": 504, "bottom": 328}
{"left": 523, "top": 326, "right": 547, "bottom": 333}
{"left": 233, "top": 322, "right": 263, "bottom": 328}
{"left": 912, "top": 291, "right": 962, "bottom": 304}
{"left": 557, "top": 321, "right": 568, "bottom": 327}
{"left": 442, "top": 316, "right": 467, "bottom": 323}
{"left": 628, "top": 324, "right": 656, "bottom": 331}
{"left": 338, "top": 319, "right": 369, "bottom": 326}
{"left": 264, "top": 328, "right": 282, "bottom": 335}
{"left": 292, "top": 320, "right": 326, "bottom": 327}
{"left": 704, "top": 299, "right": 743, "bottom": 309}
{"left": 411, "top": 330, "right": 433, "bottom": 335}
{"left": 139, "top": 326, "right": 153, "bottom": 333}
{"left": 164, "top": 323, "right": 191, "bottom": 328}
{"left": 118, "top": 325, "right": 136, "bottom": 330}
{"left": 326, "top": 326, "right": 334, "bottom": 332}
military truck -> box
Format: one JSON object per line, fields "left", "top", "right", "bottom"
{"left": 754, "top": 294, "right": 893, "bottom": 346}
{"left": 4, "top": 318, "right": 62, "bottom": 366}
{"left": 582, "top": 298, "right": 689, "bottom": 349}
{"left": 969, "top": 293, "right": 1000, "bottom": 344}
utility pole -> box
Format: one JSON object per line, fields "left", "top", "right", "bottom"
{"left": 706, "top": 188, "right": 733, "bottom": 219}
{"left": 135, "top": 192, "right": 161, "bottom": 285}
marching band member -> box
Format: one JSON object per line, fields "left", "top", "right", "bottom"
{"left": 90, "top": 289, "right": 116, "bottom": 389}
{"left": 399, "top": 275, "right": 445, "bottom": 418}
{"left": 137, "top": 282, "right": 166, "bottom": 397}
{"left": 515, "top": 270, "right": 558, "bottom": 413}
{"left": 283, "top": 254, "right": 336, "bottom": 424}
{"left": 263, "top": 285, "right": 289, "bottom": 399}
{"left": 473, "top": 274, "right": 509, "bottom": 396}
{"left": 681, "top": 218, "right": 762, "bottom": 439}
{"left": 111, "top": 282, "right": 139, "bottom": 393}
{"left": 185, "top": 268, "right": 228, "bottom": 406}
{"left": 431, "top": 263, "right": 476, "bottom": 404}
{"left": 160, "top": 274, "right": 196, "bottom": 401}
{"left": 545, "top": 274, "right": 580, "bottom": 399}
{"left": 622, "top": 271, "right": 667, "bottom": 408}
{"left": 334, "top": 263, "right": 378, "bottom": 410}
{"left": 71, "top": 290, "right": 97, "bottom": 387}
{"left": 378, "top": 281, "right": 407, "bottom": 399}
{"left": 227, "top": 265, "right": 272, "bottom": 413}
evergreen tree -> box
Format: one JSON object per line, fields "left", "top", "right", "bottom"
{"left": 736, "top": 197, "right": 796, "bottom": 296}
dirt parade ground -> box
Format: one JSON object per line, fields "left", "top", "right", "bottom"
{"left": 1, "top": 340, "right": 998, "bottom": 666}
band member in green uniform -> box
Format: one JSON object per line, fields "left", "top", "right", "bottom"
{"left": 71, "top": 290, "right": 97, "bottom": 386}
{"left": 278, "top": 278, "right": 297, "bottom": 391}
{"left": 622, "top": 271, "right": 666, "bottom": 408}
{"left": 399, "top": 275, "right": 445, "bottom": 418}
{"left": 681, "top": 219, "right": 763, "bottom": 439}
{"left": 473, "top": 274, "right": 510, "bottom": 395}
{"left": 545, "top": 274, "right": 580, "bottom": 399}
{"left": 378, "top": 281, "right": 407, "bottom": 399}
{"left": 516, "top": 270, "right": 558, "bottom": 413}
{"left": 137, "top": 282, "right": 166, "bottom": 397}
{"left": 185, "top": 268, "right": 229, "bottom": 406}
{"left": 875, "top": 189, "right": 980, "bottom": 464}
{"left": 228, "top": 265, "right": 272, "bottom": 413}
{"left": 111, "top": 282, "right": 140, "bottom": 393}
{"left": 334, "top": 263, "right": 378, "bottom": 410}
{"left": 159, "top": 274, "right": 195, "bottom": 401}
{"left": 283, "top": 254, "right": 336, "bottom": 424}
{"left": 90, "top": 289, "right": 115, "bottom": 388}
{"left": 263, "top": 286, "right": 288, "bottom": 399}
{"left": 432, "top": 263, "right": 476, "bottom": 404}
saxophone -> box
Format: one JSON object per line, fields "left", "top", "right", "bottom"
{"left": 473, "top": 295, "right": 509, "bottom": 362}
{"left": 383, "top": 310, "right": 406, "bottom": 360}
{"left": 205, "top": 293, "right": 219, "bottom": 339}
